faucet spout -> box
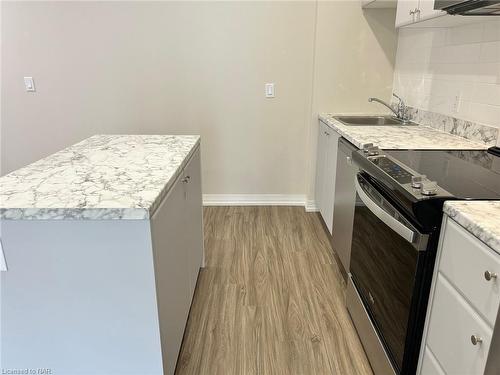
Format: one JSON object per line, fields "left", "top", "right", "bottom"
{"left": 368, "top": 97, "right": 399, "bottom": 117}
{"left": 368, "top": 93, "right": 409, "bottom": 122}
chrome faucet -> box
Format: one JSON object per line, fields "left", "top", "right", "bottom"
{"left": 368, "top": 93, "right": 409, "bottom": 122}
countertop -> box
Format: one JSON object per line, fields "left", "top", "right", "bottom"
{"left": 0, "top": 135, "right": 200, "bottom": 220}
{"left": 320, "top": 114, "right": 488, "bottom": 150}
{"left": 444, "top": 201, "right": 500, "bottom": 254}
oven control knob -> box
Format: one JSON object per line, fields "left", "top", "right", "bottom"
{"left": 367, "top": 146, "right": 380, "bottom": 156}
{"left": 362, "top": 143, "right": 374, "bottom": 154}
{"left": 421, "top": 181, "right": 438, "bottom": 196}
{"left": 411, "top": 175, "right": 426, "bottom": 189}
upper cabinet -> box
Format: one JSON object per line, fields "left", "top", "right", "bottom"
{"left": 396, "top": 0, "right": 419, "bottom": 27}
{"left": 362, "top": 0, "right": 397, "bottom": 8}
{"left": 396, "top": 0, "right": 445, "bottom": 27}
{"left": 418, "top": 0, "right": 445, "bottom": 21}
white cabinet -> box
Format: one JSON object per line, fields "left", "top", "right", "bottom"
{"left": 0, "top": 146, "right": 203, "bottom": 375}
{"left": 420, "top": 347, "right": 445, "bottom": 375}
{"left": 315, "top": 121, "right": 341, "bottom": 234}
{"left": 396, "top": 0, "right": 419, "bottom": 27}
{"left": 418, "top": 215, "right": 500, "bottom": 375}
{"left": 151, "top": 168, "right": 191, "bottom": 375}
{"left": 426, "top": 274, "right": 492, "bottom": 375}
{"left": 184, "top": 148, "right": 204, "bottom": 296}
{"left": 315, "top": 121, "right": 328, "bottom": 217}
{"left": 439, "top": 220, "right": 500, "bottom": 326}
{"left": 418, "top": 0, "right": 445, "bottom": 22}
{"left": 395, "top": 0, "right": 444, "bottom": 27}
{"left": 151, "top": 147, "right": 204, "bottom": 375}
{"left": 362, "top": 0, "right": 397, "bottom": 8}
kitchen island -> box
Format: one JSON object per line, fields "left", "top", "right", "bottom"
{"left": 0, "top": 135, "right": 203, "bottom": 375}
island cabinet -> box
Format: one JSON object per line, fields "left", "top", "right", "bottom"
{"left": 0, "top": 136, "right": 203, "bottom": 375}
{"left": 151, "top": 147, "right": 204, "bottom": 375}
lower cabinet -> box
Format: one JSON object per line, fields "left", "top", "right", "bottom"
{"left": 420, "top": 347, "right": 445, "bottom": 375}
{"left": 184, "top": 147, "right": 204, "bottom": 297}
{"left": 315, "top": 120, "right": 341, "bottom": 233}
{"left": 426, "top": 274, "right": 492, "bottom": 375}
{"left": 418, "top": 216, "right": 499, "bottom": 375}
{"left": 150, "top": 147, "right": 203, "bottom": 375}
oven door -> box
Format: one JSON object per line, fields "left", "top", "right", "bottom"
{"left": 350, "top": 173, "right": 428, "bottom": 373}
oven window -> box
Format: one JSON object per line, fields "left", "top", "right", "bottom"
{"left": 350, "top": 184, "right": 418, "bottom": 372}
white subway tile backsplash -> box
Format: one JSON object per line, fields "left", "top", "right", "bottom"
{"left": 468, "top": 102, "right": 500, "bottom": 127}
{"left": 429, "top": 79, "right": 472, "bottom": 100}
{"left": 428, "top": 63, "right": 479, "bottom": 82}
{"left": 455, "top": 99, "right": 470, "bottom": 120}
{"left": 480, "top": 41, "right": 500, "bottom": 63}
{"left": 394, "top": 20, "right": 500, "bottom": 131}
{"left": 446, "top": 23, "right": 484, "bottom": 46}
{"left": 483, "top": 20, "right": 500, "bottom": 43}
{"left": 399, "top": 27, "right": 446, "bottom": 48}
{"left": 475, "top": 63, "right": 500, "bottom": 84}
{"left": 472, "top": 83, "right": 500, "bottom": 107}
{"left": 431, "top": 43, "right": 481, "bottom": 64}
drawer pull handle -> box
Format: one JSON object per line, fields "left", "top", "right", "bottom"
{"left": 485, "top": 270, "right": 497, "bottom": 281}
{"left": 471, "top": 335, "right": 483, "bottom": 345}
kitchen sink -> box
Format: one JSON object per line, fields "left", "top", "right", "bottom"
{"left": 334, "top": 115, "right": 417, "bottom": 126}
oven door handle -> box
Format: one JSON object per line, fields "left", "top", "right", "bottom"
{"left": 355, "top": 177, "right": 416, "bottom": 243}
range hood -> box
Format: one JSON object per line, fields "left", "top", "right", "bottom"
{"left": 434, "top": 0, "right": 500, "bottom": 15}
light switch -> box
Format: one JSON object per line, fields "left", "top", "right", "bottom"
{"left": 265, "top": 83, "right": 275, "bottom": 98}
{"left": 24, "top": 77, "right": 35, "bottom": 92}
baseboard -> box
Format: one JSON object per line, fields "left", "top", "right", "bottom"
{"left": 305, "top": 199, "right": 319, "bottom": 212}
{"left": 203, "top": 194, "right": 307, "bottom": 207}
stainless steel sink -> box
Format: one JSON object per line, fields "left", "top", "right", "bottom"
{"left": 334, "top": 115, "right": 417, "bottom": 126}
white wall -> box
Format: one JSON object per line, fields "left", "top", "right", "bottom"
{"left": 1, "top": 1, "right": 397, "bottom": 200}
{"left": 305, "top": 3, "right": 397, "bottom": 203}
{"left": 393, "top": 20, "right": 500, "bottom": 131}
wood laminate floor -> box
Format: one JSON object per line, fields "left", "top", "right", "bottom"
{"left": 176, "top": 206, "right": 373, "bottom": 375}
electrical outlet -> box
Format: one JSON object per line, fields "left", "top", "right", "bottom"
{"left": 24, "top": 77, "right": 35, "bottom": 92}
{"left": 265, "top": 83, "right": 275, "bottom": 98}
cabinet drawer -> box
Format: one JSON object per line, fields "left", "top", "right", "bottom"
{"left": 439, "top": 218, "right": 500, "bottom": 326}
{"left": 427, "top": 274, "right": 492, "bottom": 375}
{"left": 420, "top": 347, "right": 445, "bottom": 375}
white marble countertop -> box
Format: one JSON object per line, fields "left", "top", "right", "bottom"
{"left": 320, "top": 113, "right": 488, "bottom": 150}
{"left": 444, "top": 201, "right": 500, "bottom": 254}
{"left": 0, "top": 135, "right": 200, "bottom": 220}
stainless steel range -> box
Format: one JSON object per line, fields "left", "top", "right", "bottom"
{"left": 346, "top": 145, "right": 500, "bottom": 375}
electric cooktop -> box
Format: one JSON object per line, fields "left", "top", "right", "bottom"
{"left": 386, "top": 149, "right": 500, "bottom": 200}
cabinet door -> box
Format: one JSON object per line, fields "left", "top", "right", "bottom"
{"left": 417, "top": 0, "right": 444, "bottom": 22}
{"left": 396, "top": 0, "right": 418, "bottom": 27}
{"left": 151, "top": 176, "right": 191, "bottom": 375}
{"left": 426, "top": 274, "right": 492, "bottom": 375}
{"left": 439, "top": 219, "right": 500, "bottom": 327}
{"left": 184, "top": 148, "right": 204, "bottom": 298}
{"left": 321, "top": 129, "right": 340, "bottom": 234}
{"left": 420, "top": 347, "right": 446, "bottom": 375}
{"left": 315, "top": 122, "right": 328, "bottom": 214}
